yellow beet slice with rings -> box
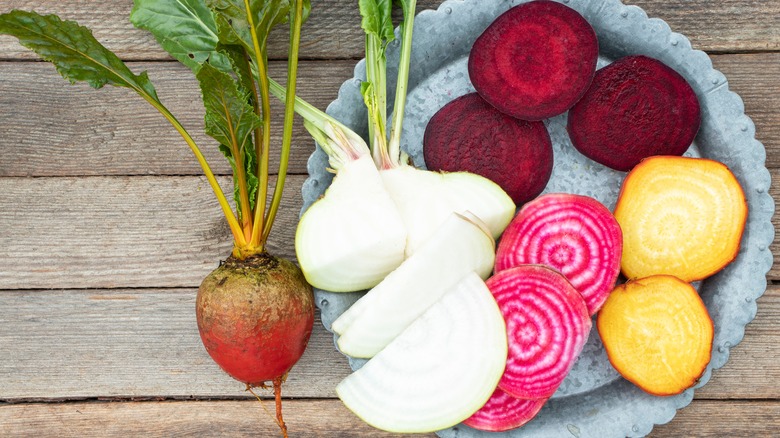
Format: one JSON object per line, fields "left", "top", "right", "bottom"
{"left": 614, "top": 156, "right": 747, "bottom": 282}
{"left": 597, "top": 275, "right": 714, "bottom": 396}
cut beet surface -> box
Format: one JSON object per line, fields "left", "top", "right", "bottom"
{"left": 468, "top": 0, "right": 598, "bottom": 121}
{"left": 423, "top": 92, "right": 553, "bottom": 205}
{"left": 486, "top": 265, "right": 591, "bottom": 400}
{"left": 463, "top": 387, "right": 547, "bottom": 432}
{"left": 495, "top": 193, "right": 623, "bottom": 315}
{"left": 567, "top": 55, "right": 701, "bottom": 172}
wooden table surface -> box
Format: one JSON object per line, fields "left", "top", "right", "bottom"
{"left": 0, "top": 1, "right": 778, "bottom": 436}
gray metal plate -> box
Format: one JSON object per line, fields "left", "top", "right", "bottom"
{"left": 302, "top": 0, "right": 775, "bottom": 436}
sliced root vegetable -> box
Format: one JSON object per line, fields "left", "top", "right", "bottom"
{"left": 468, "top": 0, "right": 598, "bottom": 121}
{"left": 380, "top": 165, "right": 515, "bottom": 258}
{"left": 295, "top": 155, "right": 407, "bottom": 292}
{"left": 495, "top": 193, "right": 623, "bottom": 314}
{"left": 423, "top": 92, "right": 553, "bottom": 205}
{"left": 614, "top": 156, "right": 747, "bottom": 282}
{"left": 334, "top": 212, "right": 496, "bottom": 356}
{"left": 567, "top": 55, "right": 701, "bottom": 171}
{"left": 487, "top": 265, "right": 591, "bottom": 399}
{"left": 597, "top": 275, "right": 714, "bottom": 396}
{"left": 336, "top": 272, "right": 507, "bottom": 433}
{"left": 463, "top": 387, "right": 547, "bottom": 432}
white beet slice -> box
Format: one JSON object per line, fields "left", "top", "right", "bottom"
{"left": 333, "top": 212, "right": 495, "bottom": 356}
{"left": 336, "top": 272, "right": 507, "bottom": 433}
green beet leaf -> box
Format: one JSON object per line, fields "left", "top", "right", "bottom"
{"left": 130, "top": 0, "right": 231, "bottom": 73}
{"left": 0, "top": 10, "right": 159, "bottom": 100}
{"left": 207, "top": 0, "right": 310, "bottom": 59}
{"left": 359, "top": 0, "right": 394, "bottom": 46}
{"left": 197, "top": 63, "right": 262, "bottom": 216}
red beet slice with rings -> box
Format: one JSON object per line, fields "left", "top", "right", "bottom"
{"left": 486, "top": 265, "right": 591, "bottom": 400}
{"left": 495, "top": 193, "right": 623, "bottom": 315}
{"left": 567, "top": 55, "right": 702, "bottom": 171}
{"left": 468, "top": 0, "right": 599, "bottom": 121}
{"left": 464, "top": 387, "right": 547, "bottom": 432}
{"left": 423, "top": 92, "right": 553, "bottom": 205}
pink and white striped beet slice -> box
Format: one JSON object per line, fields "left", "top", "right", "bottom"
{"left": 495, "top": 193, "right": 622, "bottom": 314}
{"left": 487, "top": 265, "right": 591, "bottom": 399}
{"left": 463, "top": 387, "right": 547, "bottom": 432}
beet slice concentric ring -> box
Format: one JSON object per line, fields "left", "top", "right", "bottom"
{"left": 567, "top": 55, "right": 701, "bottom": 172}
{"left": 495, "top": 193, "right": 623, "bottom": 315}
{"left": 463, "top": 387, "right": 547, "bottom": 432}
{"left": 486, "top": 265, "right": 591, "bottom": 399}
{"left": 468, "top": 0, "right": 598, "bottom": 121}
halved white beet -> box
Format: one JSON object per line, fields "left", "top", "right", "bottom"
{"left": 380, "top": 165, "right": 515, "bottom": 258}
{"left": 336, "top": 272, "right": 508, "bottom": 433}
{"left": 333, "top": 212, "right": 496, "bottom": 357}
{"left": 295, "top": 155, "right": 407, "bottom": 292}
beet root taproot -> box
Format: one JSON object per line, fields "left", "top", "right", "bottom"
{"left": 196, "top": 254, "right": 314, "bottom": 436}
{"left": 423, "top": 92, "right": 553, "bottom": 205}
{"left": 567, "top": 55, "right": 701, "bottom": 171}
{"left": 468, "top": 0, "right": 598, "bottom": 121}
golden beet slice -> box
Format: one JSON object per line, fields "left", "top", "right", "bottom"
{"left": 614, "top": 156, "right": 747, "bottom": 282}
{"left": 597, "top": 275, "right": 714, "bottom": 396}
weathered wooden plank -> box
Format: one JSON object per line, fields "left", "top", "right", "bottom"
{"left": 0, "top": 288, "right": 350, "bottom": 400}
{"left": 647, "top": 400, "right": 780, "bottom": 437}
{"left": 695, "top": 287, "right": 779, "bottom": 399}
{"left": 0, "top": 168, "right": 776, "bottom": 288}
{"left": 0, "top": 54, "right": 777, "bottom": 177}
{"left": 711, "top": 54, "right": 780, "bottom": 169}
{"left": 0, "top": 0, "right": 777, "bottom": 61}
{"left": 0, "top": 61, "right": 355, "bottom": 177}
{"left": 0, "top": 286, "right": 776, "bottom": 401}
{"left": 625, "top": 0, "right": 780, "bottom": 53}
{"left": 0, "top": 399, "right": 429, "bottom": 437}
{"left": 0, "top": 399, "right": 778, "bottom": 437}
{"left": 0, "top": 175, "right": 305, "bottom": 290}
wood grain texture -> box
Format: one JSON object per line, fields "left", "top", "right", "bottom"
{"left": 0, "top": 54, "right": 777, "bottom": 177}
{"left": 0, "top": 288, "right": 350, "bottom": 400}
{"left": 2, "top": 165, "right": 778, "bottom": 290}
{"left": 0, "top": 286, "right": 777, "bottom": 401}
{"left": 0, "top": 175, "right": 305, "bottom": 290}
{"left": 0, "top": 167, "right": 776, "bottom": 290}
{"left": 0, "top": 400, "right": 429, "bottom": 437}
{"left": 0, "top": 399, "right": 779, "bottom": 437}
{"left": 0, "top": 61, "right": 355, "bottom": 177}
{"left": 1, "top": 0, "right": 777, "bottom": 61}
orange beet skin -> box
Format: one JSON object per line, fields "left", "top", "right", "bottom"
{"left": 196, "top": 254, "right": 315, "bottom": 385}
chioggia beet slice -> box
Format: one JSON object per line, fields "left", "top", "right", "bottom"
{"left": 567, "top": 55, "right": 701, "bottom": 171}
{"left": 597, "top": 275, "right": 714, "bottom": 396}
{"left": 468, "top": 0, "right": 598, "bottom": 121}
{"left": 614, "top": 156, "right": 747, "bottom": 282}
{"left": 336, "top": 272, "right": 508, "bottom": 433}
{"left": 495, "top": 193, "right": 623, "bottom": 314}
{"left": 423, "top": 92, "right": 553, "bottom": 205}
{"left": 463, "top": 387, "right": 547, "bottom": 432}
{"left": 486, "top": 265, "right": 591, "bottom": 399}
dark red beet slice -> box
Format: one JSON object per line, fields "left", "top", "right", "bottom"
{"left": 423, "top": 92, "right": 553, "bottom": 205}
{"left": 495, "top": 194, "right": 623, "bottom": 315}
{"left": 464, "top": 387, "right": 547, "bottom": 432}
{"left": 486, "top": 265, "right": 591, "bottom": 400}
{"left": 567, "top": 55, "right": 701, "bottom": 171}
{"left": 468, "top": 0, "right": 598, "bottom": 121}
